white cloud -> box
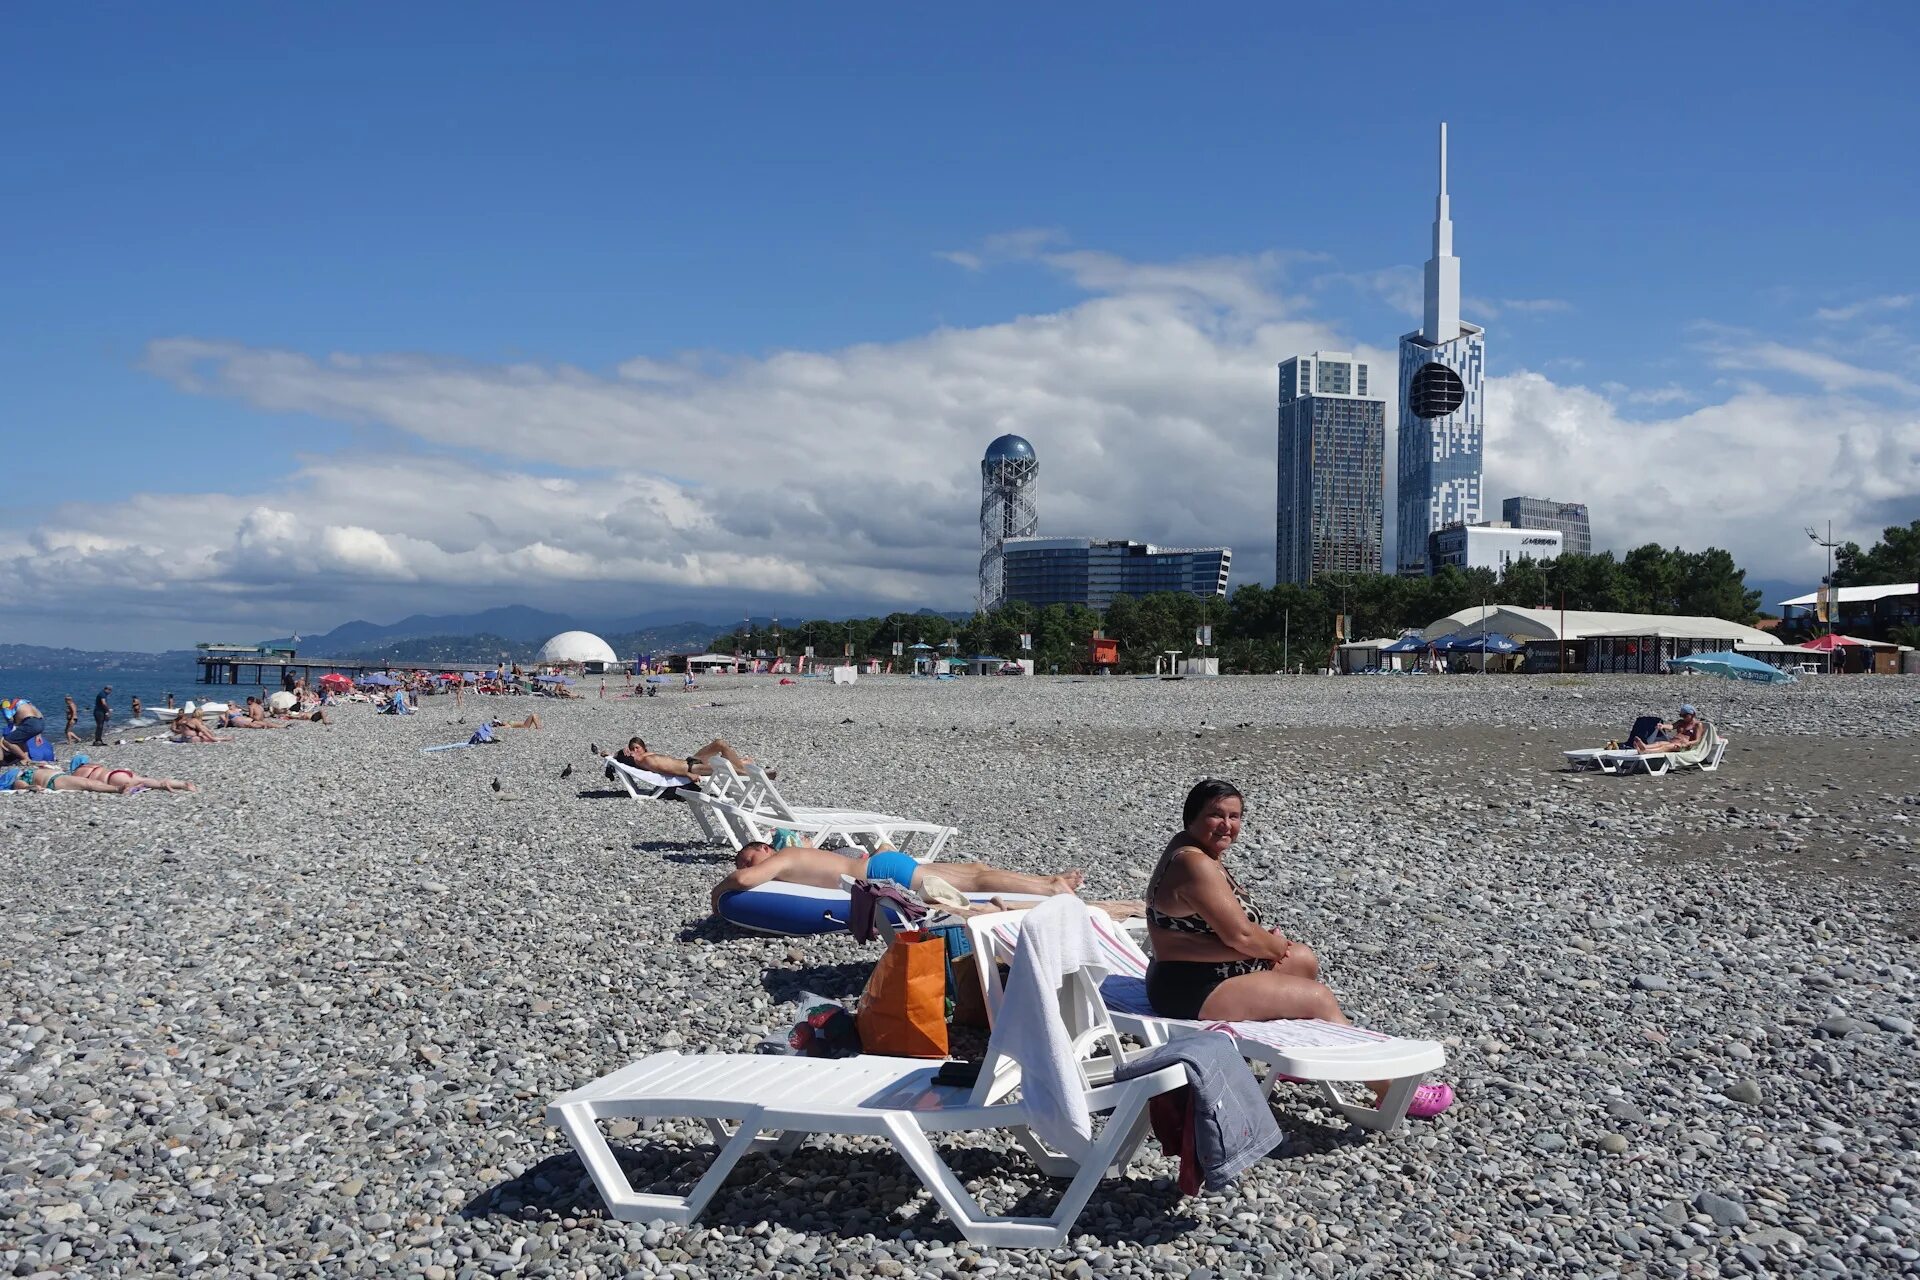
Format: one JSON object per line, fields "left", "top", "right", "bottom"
{"left": 1471, "top": 296, "right": 1572, "bottom": 317}
{"left": 1702, "top": 336, "right": 1920, "bottom": 398}
{"left": 1815, "top": 294, "right": 1914, "bottom": 323}
{"left": 6, "top": 240, "right": 1918, "bottom": 644}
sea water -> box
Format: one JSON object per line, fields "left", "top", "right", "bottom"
{"left": 0, "top": 662, "right": 238, "bottom": 732}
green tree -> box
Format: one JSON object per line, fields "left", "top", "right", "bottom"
{"left": 1673, "top": 547, "right": 1763, "bottom": 622}
{"left": 1836, "top": 519, "right": 1920, "bottom": 587}
{"left": 1499, "top": 557, "right": 1551, "bottom": 611}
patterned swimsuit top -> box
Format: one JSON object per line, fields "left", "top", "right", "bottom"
{"left": 1145, "top": 835, "right": 1263, "bottom": 936}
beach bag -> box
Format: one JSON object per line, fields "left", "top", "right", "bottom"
{"left": 855, "top": 929, "right": 949, "bottom": 1058}
{"left": 925, "top": 921, "right": 990, "bottom": 1028}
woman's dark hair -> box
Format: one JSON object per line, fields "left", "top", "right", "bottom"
{"left": 1182, "top": 778, "right": 1244, "bottom": 827}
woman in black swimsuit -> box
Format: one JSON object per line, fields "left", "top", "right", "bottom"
{"left": 1144, "top": 779, "right": 1338, "bottom": 1022}
{"left": 1145, "top": 779, "right": 1456, "bottom": 1119}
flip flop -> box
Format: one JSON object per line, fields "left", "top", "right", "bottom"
{"left": 1407, "top": 1082, "right": 1455, "bottom": 1119}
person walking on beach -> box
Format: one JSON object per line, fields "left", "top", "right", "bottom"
{"left": 92, "top": 686, "right": 113, "bottom": 746}
{"left": 63, "top": 695, "right": 80, "bottom": 744}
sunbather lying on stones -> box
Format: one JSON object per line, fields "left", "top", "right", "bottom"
{"left": 616, "top": 735, "right": 768, "bottom": 780}
{"left": 711, "top": 839, "right": 1083, "bottom": 915}
{"left": 489, "top": 713, "right": 543, "bottom": 730}
{"left": 219, "top": 698, "right": 285, "bottom": 729}
{"left": 1, "top": 762, "right": 190, "bottom": 793}
{"left": 1630, "top": 703, "right": 1703, "bottom": 753}
{"left": 64, "top": 757, "right": 198, "bottom": 792}
{"left": 1144, "top": 778, "right": 1454, "bottom": 1119}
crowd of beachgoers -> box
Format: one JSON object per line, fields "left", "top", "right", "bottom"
{"left": 0, "top": 663, "right": 634, "bottom": 792}
{"left": 3, "top": 672, "right": 1916, "bottom": 1277}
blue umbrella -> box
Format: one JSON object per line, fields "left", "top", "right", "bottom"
{"left": 1458, "top": 632, "right": 1522, "bottom": 653}
{"left": 1381, "top": 634, "right": 1427, "bottom": 653}
{"left": 358, "top": 673, "right": 399, "bottom": 687}
{"left": 1672, "top": 651, "right": 1798, "bottom": 684}
{"left": 535, "top": 674, "right": 574, "bottom": 685}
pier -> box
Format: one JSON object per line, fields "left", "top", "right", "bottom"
{"left": 194, "top": 644, "right": 494, "bottom": 688}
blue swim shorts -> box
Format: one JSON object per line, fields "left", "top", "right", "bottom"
{"left": 864, "top": 850, "right": 919, "bottom": 890}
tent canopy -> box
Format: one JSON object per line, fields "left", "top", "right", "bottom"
{"left": 1424, "top": 605, "right": 1774, "bottom": 646}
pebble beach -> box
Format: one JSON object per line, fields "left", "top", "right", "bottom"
{"left": 5, "top": 674, "right": 1918, "bottom": 1279}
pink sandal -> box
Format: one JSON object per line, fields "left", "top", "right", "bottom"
{"left": 1407, "top": 1082, "right": 1455, "bottom": 1119}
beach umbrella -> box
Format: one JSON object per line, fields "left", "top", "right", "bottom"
{"left": 267, "top": 691, "right": 297, "bottom": 711}
{"left": 464, "top": 672, "right": 482, "bottom": 682}
{"left": 1672, "top": 651, "right": 1798, "bottom": 684}
{"left": 318, "top": 673, "right": 352, "bottom": 690}
{"left": 908, "top": 642, "right": 936, "bottom": 651}
{"left": 1381, "top": 634, "right": 1426, "bottom": 653}
{"left": 1459, "top": 632, "right": 1522, "bottom": 653}
{"left": 1799, "top": 633, "right": 1872, "bottom": 651}
{"left": 535, "top": 673, "right": 574, "bottom": 685}
{"left": 359, "top": 673, "right": 399, "bottom": 687}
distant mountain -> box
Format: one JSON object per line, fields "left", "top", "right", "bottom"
{"left": 241, "top": 601, "right": 978, "bottom": 664}
{"left": 258, "top": 605, "right": 576, "bottom": 651}
{"left": 0, "top": 643, "right": 193, "bottom": 672}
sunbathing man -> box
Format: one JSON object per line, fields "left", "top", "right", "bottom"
{"left": 221, "top": 699, "right": 284, "bottom": 730}
{"left": 489, "top": 713, "right": 543, "bottom": 730}
{"left": 616, "top": 735, "right": 767, "bottom": 781}
{"left": 1631, "top": 703, "right": 1704, "bottom": 753}
{"left": 711, "top": 839, "right": 1084, "bottom": 915}
{"left": 64, "top": 757, "right": 198, "bottom": 792}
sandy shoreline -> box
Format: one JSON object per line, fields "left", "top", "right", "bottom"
{"left": 3, "top": 674, "right": 1916, "bottom": 1276}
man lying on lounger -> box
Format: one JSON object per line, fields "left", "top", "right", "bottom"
{"left": 1630, "top": 703, "right": 1704, "bottom": 753}
{"left": 615, "top": 735, "right": 769, "bottom": 781}
{"left": 710, "top": 839, "right": 1085, "bottom": 915}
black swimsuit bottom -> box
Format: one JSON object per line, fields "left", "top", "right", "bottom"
{"left": 1145, "top": 957, "right": 1271, "bottom": 1020}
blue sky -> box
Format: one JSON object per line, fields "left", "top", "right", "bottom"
{"left": 5, "top": 4, "right": 1917, "bottom": 647}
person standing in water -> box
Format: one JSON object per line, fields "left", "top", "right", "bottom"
{"left": 64, "top": 695, "right": 80, "bottom": 744}
{"left": 92, "top": 686, "right": 113, "bottom": 745}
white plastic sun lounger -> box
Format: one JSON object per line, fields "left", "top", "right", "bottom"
{"left": 738, "top": 762, "right": 956, "bottom": 859}
{"left": 547, "top": 902, "right": 1186, "bottom": 1247}
{"left": 966, "top": 910, "right": 1446, "bottom": 1133}
{"left": 688, "top": 761, "right": 955, "bottom": 859}
{"left": 1564, "top": 725, "right": 1727, "bottom": 778}
{"left": 602, "top": 756, "right": 728, "bottom": 845}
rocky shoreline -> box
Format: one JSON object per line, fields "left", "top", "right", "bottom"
{"left": 4, "top": 674, "right": 1916, "bottom": 1277}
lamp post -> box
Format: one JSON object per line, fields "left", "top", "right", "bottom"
{"left": 1806, "top": 522, "right": 1839, "bottom": 645}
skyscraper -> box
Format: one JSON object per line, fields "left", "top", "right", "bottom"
{"left": 978, "top": 434, "right": 1038, "bottom": 610}
{"left": 1501, "top": 496, "right": 1592, "bottom": 558}
{"left": 1395, "top": 123, "right": 1486, "bottom": 576}
{"left": 1275, "top": 351, "right": 1386, "bottom": 584}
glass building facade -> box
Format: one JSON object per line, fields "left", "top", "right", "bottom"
{"left": 1000, "top": 538, "right": 1232, "bottom": 610}
{"left": 1276, "top": 352, "right": 1386, "bottom": 584}
{"left": 1501, "top": 496, "right": 1592, "bottom": 558}
{"left": 1395, "top": 324, "right": 1486, "bottom": 575}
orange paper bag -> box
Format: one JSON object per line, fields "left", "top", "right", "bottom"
{"left": 856, "top": 929, "right": 949, "bottom": 1058}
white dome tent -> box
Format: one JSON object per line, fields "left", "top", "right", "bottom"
{"left": 536, "top": 630, "right": 620, "bottom": 673}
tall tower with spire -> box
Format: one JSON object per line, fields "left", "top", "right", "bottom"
{"left": 1395, "top": 122, "right": 1485, "bottom": 575}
